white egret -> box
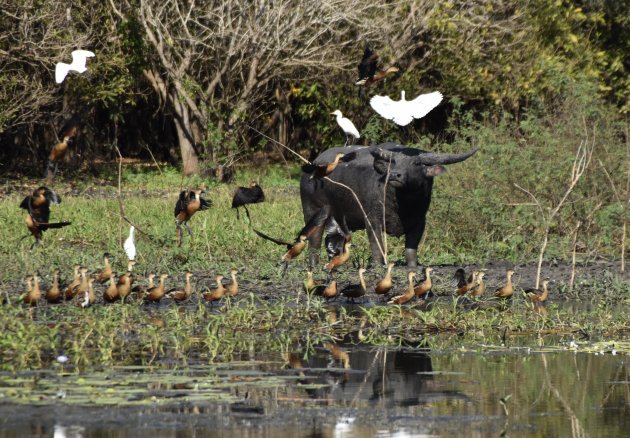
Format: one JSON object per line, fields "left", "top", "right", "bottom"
{"left": 370, "top": 90, "right": 443, "bottom": 126}
{"left": 124, "top": 225, "right": 136, "bottom": 262}
{"left": 55, "top": 50, "right": 95, "bottom": 84}
{"left": 331, "top": 110, "right": 360, "bottom": 146}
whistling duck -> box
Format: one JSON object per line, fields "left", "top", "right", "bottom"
{"left": 203, "top": 275, "right": 226, "bottom": 304}
{"left": 72, "top": 268, "right": 89, "bottom": 302}
{"left": 116, "top": 260, "right": 137, "bottom": 300}
{"left": 80, "top": 278, "right": 96, "bottom": 308}
{"left": 375, "top": 263, "right": 395, "bottom": 296}
{"left": 457, "top": 270, "right": 478, "bottom": 296}
{"left": 45, "top": 115, "right": 80, "bottom": 179}
{"left": 45, "top": 269, "right": 62, "bottom": 304}
{"left": 325, "top": 241, "right": 352, "bottom": 272}
{"left": 470, "top": 271, "right": 486, "bottom": 298}
{"left": 19, "top": 187, "right": 70, "bottom": 248}
{"left": 232, "top": 182, "right": 265, "bottom": 221}
{"left": 96, "top": 254, "right": 113, "bottom": 283}
{"left": 304, "top": 271, "right": 327, "bottom": 295}
{"left": 322, "top": 280, "right": 338, "bottom": 300}
{"left": 330, "top": 110, "right": 360, "bottom": 147}
{"left": 453, "top": 268, "right": 466, "bottom": 293}
{"left": 356, "top": 45, "right": 400, "bottom": 87}
{"left": 226, "top": 269, "right": 239, "bottom": 297}
{"left": 301, "top": 153, "right": 347, "bottom": 179}
{"left": 124, "top": 226, "right": 136, "bottom": 261}
{"left": 495, "top": 269, "right": 515, "bottom": 298}
{"left": 174, "top": 189, "right": 212, "bottom": 246}
{"left": 144, "top": 274, "right": 168, "bottom": 303}
{"left": 370, "top": 90, "right": 443, "bottom": 127}
{"left": 63, "top": 265, "right": 81, "bottom": 300}
{"left": 167, "top": 272, "right": 194, "bottom": 302}
{"left": 145, "top": 274, "right": 168, "bottom": 303}
{"left": 55, "top": 50, "right": 95, "bottom": 83}
{"left": 526, "top": 279, "right": 550, "bottom": 303}
{"left": 23, "top": 274, "right": 41, "bottom": 306}
{"left": 388, "top": 272, "right": 416, "bottom": 305}
{"left": 103, "top": 273, "right": 119, "bottom": 303}
{"left": 340, "top": 268, "right": 367, "bottom": 302}
{"left": 414, "top": 267, "right": 433, "bottom": 298}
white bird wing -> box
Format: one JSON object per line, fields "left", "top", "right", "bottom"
{"left": 55, "top": 62, "right": 71, "bottom": 84}
{"left": 71, "top": 50, "right": 95, "bottom": 71}
{"left": 370, "top": 95, "right": 398, "bottom": 120}
{"left": 409, "top": 91, "right": 443, "bottom": 119}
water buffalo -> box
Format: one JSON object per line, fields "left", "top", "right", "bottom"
{"left": 300, "top": 143, "right": 477, "bottom": 267}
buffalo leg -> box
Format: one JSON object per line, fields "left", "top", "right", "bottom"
{"left": 307, "top": 228, "right": 324, "bottom": 269}
{"left": 404, "top": 230, "right": 423, "bottom": 268}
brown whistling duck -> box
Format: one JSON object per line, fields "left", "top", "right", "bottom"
{"left": 72, "top": 267, "right": 89, "bottom": 302}
{"left": 80, "top": 278, "right": 96, "bottom": 308}
{"left": 322, "top": 280, "right": 338, "bottom": 300}
{"left": 302, "top": 153, "right": 350, "bottom": 179}
{"left": 470, "top": 271, "right": 486, "bottom": 297}
{"left": 325, "top": 241, "right": 352, "bottom": 272}
{"left": 457, "top": 270, "right": 478, "bottom": 296}
{"left": 356, "top": 45, "right": 400, "bottom": 86}
{"left": 304, "top": 271, "right": 326, "bottom": 295}
{"left": 225, "top": 269, "right": 239, "bottom": 297}
{"left": 526, "top": 279, "right": 550, "bottom": 303}
{"left": 388, "top": 272, "right": 416, "bottom": 305}
{"left": 103, "top": 272, "right": 119, "bottom": 302}
{"left": 19, "top": 187, "right": 71, "bottom": 248}
{"left": 232, "top": 182, "right": 265, "bottom": 221}
{"left": 46, "top": 269, "right": 62, "bottom": 304}
{"left": 45, "top": 115, "right": 80, "bottom": 179}
{"left": 203, "top": 275, "right": 226, "bottom": 304}
{"left": 453, "top": 268, "right": 467, "bottom": 294}
{"left": 23, "top": 274, "right": 41, "bottom": 306}
{"left": 64, "top": 265, "right": 81, "bottom": 300}
{"left": 282, "top": 235, "right": 307, "bottom": 263}
{"left": 340, "top": 268, "right": 367, "bottom": 302}
{"left": 414, "top": 267, "right": 433, "bottom": 298}
{"left": 374, "top": 263, "right": 395, "bottom": 296}
{"left": 174, "top": 189, "right": 212, "bottom": 246}
{"left": 144, "top": 274, "right": 168, "bottom": 303}
{"left": 167, "top": 272, "right": 194, "bottom": 302}
{"left": 495, "top": 269, "right": 515, "bottom": 299}
{"left": 116, "top": 261, "right": 137, "bottom": 300}
{"left": 96, "top": 254, "right": 113, "bottom": 283}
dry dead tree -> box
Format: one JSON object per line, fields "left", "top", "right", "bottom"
{"left": 515, "top": 136, "right": 594, "bottom": 288}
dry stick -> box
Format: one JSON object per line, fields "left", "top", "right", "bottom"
{"left": 142, "top": 143, "right": 163, "bottom": 175}
{"left": 597, "top": 159, "right": 627, "bottom": 272}
{"left": 380, "top": 156, "right": 393, "bottom": 264}
{"left": 515, "top": 138, "right": 593, "bottom": 288}
{"left": 568, "top": 221, "right": 581, "bottom": 294}
{"left": 246, "top": 123, "right": 310, "bottom": 164}
{"left": 114, "top": 145, "right": 154, "bottom": 240}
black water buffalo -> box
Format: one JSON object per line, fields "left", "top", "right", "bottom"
{"left": 300, "top": 143, "right": 477, "bottom": 267}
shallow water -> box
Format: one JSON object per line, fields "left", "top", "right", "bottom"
{"left": 0, "top": 335, "right": 627, "bottom": 437}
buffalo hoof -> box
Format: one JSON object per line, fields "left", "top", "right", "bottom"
{"left": 405, "top": 249, "right": 418, "bottom": 268}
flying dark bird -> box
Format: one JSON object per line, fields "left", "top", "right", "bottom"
{"left": 252, "top": 209, "right": 328, "bottom": 274}
{"left": 174, "top": 189, "right": 212, "bottom": 246}
{"left": 19, "top": 187, "right": 71, "bottom": 248}
{"left": 232, "top": 182, "right": 265, "bottom": 220}
{"left": 356, "top": 45, "right": 400, "bottom": 87}
{"left": 46, "top": 114, "right": 80, "bottom": 180}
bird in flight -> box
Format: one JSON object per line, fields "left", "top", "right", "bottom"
{"left": 370, "top": 90, "right": 443, "bottom": 126}
{"left": 356, "top": 45, "right": 400, "bottom": 87}
{"left": 55, "top": 50, "right": 95, "bottom": 83}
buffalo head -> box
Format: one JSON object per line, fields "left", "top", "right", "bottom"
{"left": 371, "top": 148, "right": 478, "bottom": 189}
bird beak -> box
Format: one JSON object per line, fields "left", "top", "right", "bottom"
{"left": 330, "top": 112, "right": 336, "bottom": 115}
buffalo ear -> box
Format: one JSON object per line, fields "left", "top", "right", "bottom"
{"left": 373, "top": 157, "right": 395, "bottom": 175}
{"left": 425, "top": 165, "right": 447, "bottom": 177}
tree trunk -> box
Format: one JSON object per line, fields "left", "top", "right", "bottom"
{"left": 171, "top": 90, "right": 200, "bottom": 176}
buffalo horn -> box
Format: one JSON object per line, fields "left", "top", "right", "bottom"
{"left": 414, "top": 148, "right": 479, "bottom": 165}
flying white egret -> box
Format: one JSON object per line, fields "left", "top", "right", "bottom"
{"left": 331, "top": 110, "right": 360, "bottom": 147}
{"left": 124, "top": 225, "right": 136, "bottom": 262}
{"left": 370, "top": 90, "right": 443, "bottom": 126}
{"left": 55, "top": 50, "right": 95, "bottom": 84}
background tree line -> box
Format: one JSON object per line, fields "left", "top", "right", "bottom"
{"left": 0, "top": 0, "right": 627, "bottom": 176}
